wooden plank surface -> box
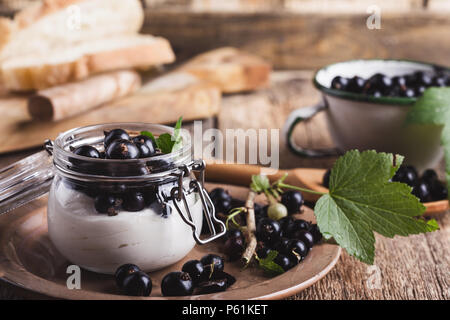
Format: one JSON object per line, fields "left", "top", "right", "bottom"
{"left": 142, "top": 10, "right": 450, "bottom": 70}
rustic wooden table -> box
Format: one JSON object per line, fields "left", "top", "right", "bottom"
{"left": 0, "top": 70, "right": 448, "bottom": 300}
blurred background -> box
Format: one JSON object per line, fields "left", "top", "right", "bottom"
{"left": 0, "top": 0, "right": 449, "bottom": 170}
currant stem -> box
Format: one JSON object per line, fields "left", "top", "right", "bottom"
{"left": 277, "top": 183, "right": 326, "bottom": 196}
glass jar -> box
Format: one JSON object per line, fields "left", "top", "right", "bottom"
{"left": 0, "top": 123, "right": 225, "bottom": 274}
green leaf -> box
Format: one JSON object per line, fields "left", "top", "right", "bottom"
{"left": 156, "top": 133, "right": 176, "bottom": 154}
{"left": 405, "top": 87, "right": 450, "bottom": 193}
{"left": 314, "top": 150, "right": 439, "bottom": 265}
{"left": 256, "top": 250, "right": 284, "bottom": 276}
{"left": 140, "top": 117, "right": 183, "bottom": 154}
{"left": 250, "top": 175, "right": 270, "bottom": 193}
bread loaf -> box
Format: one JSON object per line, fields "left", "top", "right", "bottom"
{"left": 0, "top": 0, "right": 145, "bottom": 59}
{"left": 1, "top": 35, "right": 175, "bottom": 91}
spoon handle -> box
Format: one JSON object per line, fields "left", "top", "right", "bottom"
{"left": 204, "top": 161, "right": 289, "bottom": 187}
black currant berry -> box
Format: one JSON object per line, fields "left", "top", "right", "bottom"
{"left": 293, "top": 230, "right": 315, "bottom": 249}
{"left": 392, "top": 165, "right": 418, "bottom": 187}
{"left": 94, "top": 194, "right": 122, "bottom": 215}
{"left": 289, "top": 219, "right": 311, "bottom": 238}
{"left": 331, "top": 76, "right": 349, "bottom": 90}
{"left": 422, "top": 169, "right": 438, "bottom": 184}
{"left": 279, "top": 216, "right": 295, "bottom": 236}
{"left": 161, "top": 272, "right": 194, "bottom": 296}
{"left": 281, "top": 190, "right": 304, "bottom": 215}
{"left": 364, "top": 73, "right": 392, "bottom": 94}
{"left": 196, "top": 279, "right": 228, "bottom": 294}
{"left": 72, "top": 145, "right": 100, "bottom": 158}
{"left": 122, "top": 192, "right": 145, "bottom": 212}
{"left": 288, "top": 239, "right": 309, "bottom": 259}
{"left": 224, "top": 229, "right": 244, "bottom": 242}
{"left": 132, "top": 135, "right": 157, "bottom": 158}
{"left": 273, "top": 237, "right": 291, "bottom": 255}
{"left": 308, "top": 224, "right": 323, "bottom": 244}
{"left": 104, "top": 129, "right": 130, "bottom": 148}
{"left": 115, "top": 264, "right": 141, "bottom": 289}
{"left": 412, "top": 180, "right": 432, "bottom": 203}
{"left": 431, "top": 182, "right": 448, "bottom": 201}
{"left": 256, "top": 218, "right": 281, "bottom": 244}
{"left": 200, "top": 254, "right": 225, "bottom": 273}
{"left": 323, "top": 169, "right": 331, "bottom": 188}
{"left": 347, "top": 76, "right": 366, "bottom": 93}
{"left": 256, "top": 246, "right": 272, "bottom": 259}
{"left": 181, "top": 260, "right": 204, "bottom": 284}
{"left": 274, "top": 253, "right": 293, "bottom": 271}
{"left": 121, "top": 271, "right": 152, "bottom": 296}
{"left": 223, "top": 237, "right": 245, "bottom": 261}
{"left": 106, "top": 139, "right": 140, "bottom": 159}
{"left": 209, "top": 188, "right": 232, "bottom": 213}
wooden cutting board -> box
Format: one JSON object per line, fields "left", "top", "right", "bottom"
{"left": 0, "top": 71, "right": 221, "bottom": 154}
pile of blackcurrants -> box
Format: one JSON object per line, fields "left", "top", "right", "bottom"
{"left": 330, "top": 70, "right": 450, "bottom": 98}
{"left": 322, "top": 166, "right": 448, "bottom": 203}
{"left": 68, "top": 128, "right": 172, "bottom": 216}
{"left": 114, "top": 254, "right": 235, "bottom": 297}
{"left": 209, "top": 188, "right": 322, "bottom": 273}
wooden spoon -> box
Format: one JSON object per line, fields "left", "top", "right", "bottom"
{"left": 204, "top": 162, "right": 449, "bottom": 217}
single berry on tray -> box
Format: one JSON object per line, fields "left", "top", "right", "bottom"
{"left": 392, "top": 165, "right": 418, "bottom": 187}
{"left": 288, "top": 239, "right": 309, "bottom": 259}
{"left": 161, "top": 272, "right": 194, "bottom": 296}
{"left": 308, "top": 224, "right": 323, "bottom": 244}
{"left": 209, "top": 188, "right": 232, "bottom": 213}
{"left": 281, "top": 190, "right": 304, "bottom": 214}
{"left": 273, "top": 237, "right": 291, "bottom": 255}
{"left": 431, "top": 182, "right": 448, "bottom": 201}
{"left": 200, "top": 254, "right": 225, "bottom": 273}
{"left": 115, "top": 264, "right": 141, "bottom": 290}
{"left": 256, "top": 246, "right": 272, "bottom": 259}
{"left": 412, "top": 180, "right": 432, "bottom": 203}
{"left": 121, "top": 271, "right": 152, "bottom": 296}
{"left": 256, "top": 218, "right": 281, "bottom": 244}
{"left": 293, "top": 230, "right": 315, "bottom": 249}
{"left": 422, "top": 169, "right": 438, "bottom": 184}
{"left": 223, "top": 236, "right": 245, "bottom": 261}
{"left": 274, "top": 253, "right": 293, "bottom": 271}
{"left": 181, "top": 260, "right": 204, "bottom": 284}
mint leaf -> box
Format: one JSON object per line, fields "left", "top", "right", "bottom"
{"left": 250, "top": 175, "right": 270, "bottom": 193}
{"left": 314, "top": 150, "right": 439, "bottom": 265}
{"left": 256, "top": 250, "right": 284, "bottom": 276}
{"left": 140, "top": 117, "right": 183, "bottom": 154}
{"left": 172, "top": 116, "right": 183, "bottom": 152}
{"left": 156, "top": 133, "right": 175, "bottom": 154}
{"left": 405, "top": 87, "right": 450, "bottom": 192}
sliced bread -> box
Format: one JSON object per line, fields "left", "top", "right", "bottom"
{"left": 1, "top": 34, "right": 175, "bottom": 91}
{"left": 180, "top": 47, "right": 272, "bottom": 93}
{"left": 0, "top": 0, "right": 144, "bottom": 60}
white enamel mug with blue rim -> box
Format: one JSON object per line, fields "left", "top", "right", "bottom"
{"left": 283, "top": 59, "right": 448, "bottom": 170}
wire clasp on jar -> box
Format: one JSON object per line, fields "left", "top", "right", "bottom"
{"left": 170, "top": 160, "right": 226, "bottom": 245}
